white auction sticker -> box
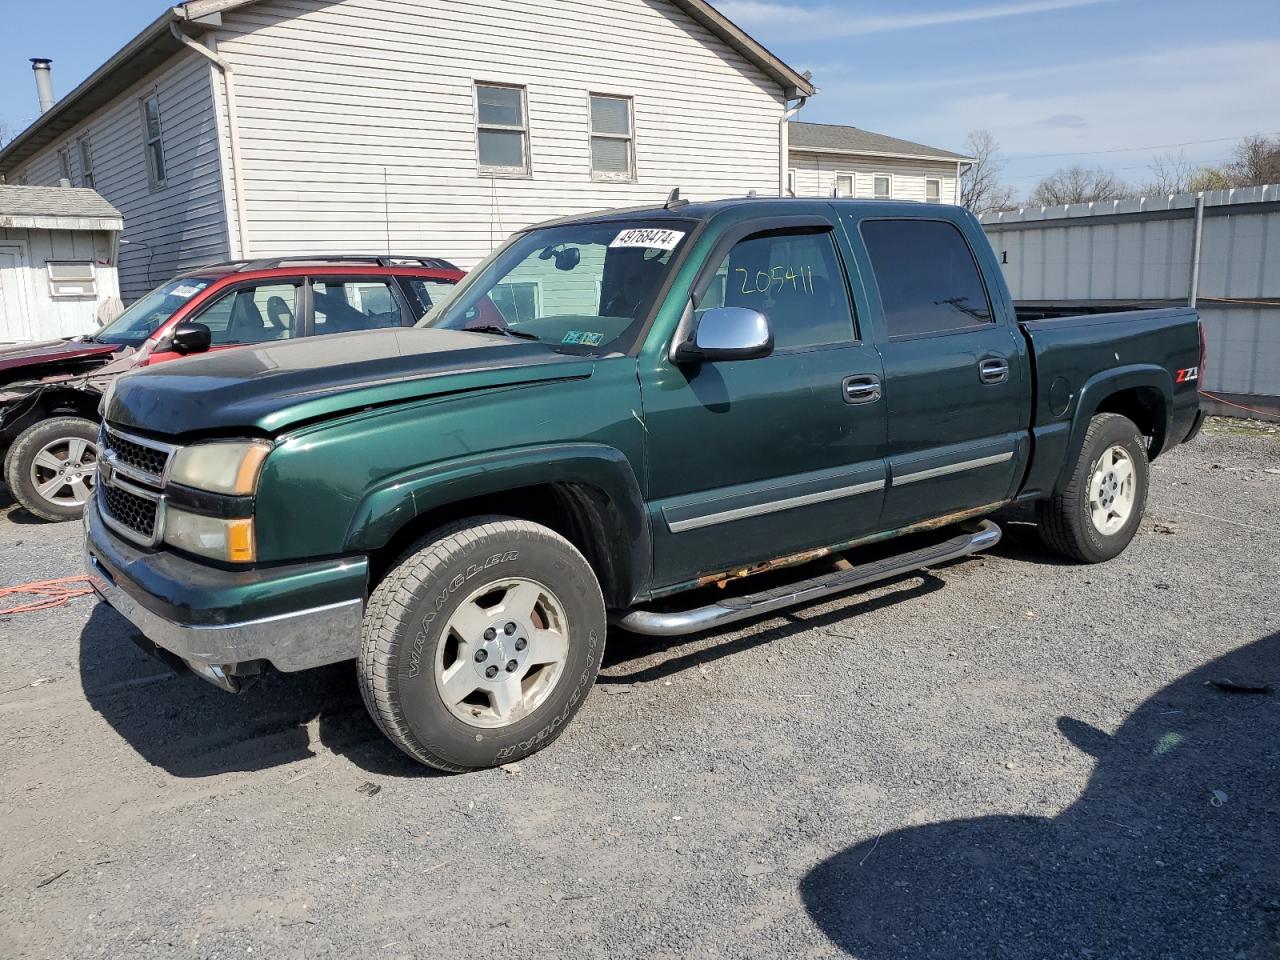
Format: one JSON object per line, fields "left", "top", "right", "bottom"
{"left": 171, "top": 283, "right": 207, "bottom": 298}
{"left": 610, "top": 228, "right": 686, "bottom": 251}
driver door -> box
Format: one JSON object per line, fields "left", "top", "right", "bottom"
{"left": 638, "top": 221, "right": 887, "bottom": 592}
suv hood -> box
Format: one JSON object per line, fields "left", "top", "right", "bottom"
{"left": 106, "top": 327, "right": 596, "bottom": 436}
{"left": 0, "top": 338, "right": 120, "bottom": 381}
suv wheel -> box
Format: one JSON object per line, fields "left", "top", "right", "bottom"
{"left": 4, "top": 417, "right": 100, "bottom": 522}
{"left": 1036, "top": 412, "right": 1149, "bottom": 563}
{"left": 358, "top": 516, "right": 606, "bottom": 771}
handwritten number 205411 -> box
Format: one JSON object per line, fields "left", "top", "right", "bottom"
{"left": 734, "top": 265, "right": 816, "bottom": 296}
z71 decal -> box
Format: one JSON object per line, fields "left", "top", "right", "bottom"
{"left": 1175, "top": 366, "right": 1200, "bottom": 384}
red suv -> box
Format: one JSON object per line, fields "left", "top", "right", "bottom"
{"left": 0, "top": 255, "right": 463, "bottom": 521}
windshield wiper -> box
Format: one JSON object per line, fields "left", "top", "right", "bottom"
{"left": 466, "top": 324, "right": 540, "bottom": 342}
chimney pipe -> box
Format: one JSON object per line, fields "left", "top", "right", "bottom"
{"left": 31, "top": 58, "right": 55, "bottom": 114}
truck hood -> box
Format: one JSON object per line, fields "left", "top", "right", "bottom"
{"left": 0, "top": 338, "right": 120, "bottom": 380}
{"left": 106, "top": 327, "right": 596, "bottom": 436}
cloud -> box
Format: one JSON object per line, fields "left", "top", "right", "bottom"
{"left": 717, "top": 0, "right": 1111, "bottom": 40}
{"left": 1042, "top": 114, "right": 1089, "bottom": 129}
{"left": 800, "top": 39, "right": 1280, "bottom": 179}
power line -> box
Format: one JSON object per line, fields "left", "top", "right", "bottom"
{"left": 1002, "top": 157, "right": 1221, "bottom": 181}
{"left": 1007, "top": 132, "right": 1278, "bottom": 161}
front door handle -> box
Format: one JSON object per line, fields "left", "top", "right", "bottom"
{"left": 979, "top": 358, "right": 1010, "bottom": 385}
{"left": 843, "top": 374, "right": 882, "bottom": 404}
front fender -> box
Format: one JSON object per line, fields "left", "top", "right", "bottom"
{"left": 344, "top": 442, "right": 650, "bottom": 605}
{"left": 1056, "top": 364, "right": 1172, "bottom": 492}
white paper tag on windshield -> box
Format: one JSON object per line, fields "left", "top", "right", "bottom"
{"left": 610, "top": 228, "right": 685, "bottom": 251}
{"left": 171, "top": 283, "right": 205, "bottom": 298}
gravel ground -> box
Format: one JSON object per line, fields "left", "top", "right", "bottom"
{"left": 0, "top": 419, "right": 1277, "bottom": 960}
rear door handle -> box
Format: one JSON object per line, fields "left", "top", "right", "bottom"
{"left": 843, "top": 374, "right": 882, "bottom": 404}
{"left": 979, "top": 358, "right": 1010, "bottom": 385}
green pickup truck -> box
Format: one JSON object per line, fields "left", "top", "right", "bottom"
{"left": 85, "top": 198, "right": 1204, "bottom": 771}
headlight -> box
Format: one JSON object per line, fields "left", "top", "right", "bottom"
{"left": 163, "top": 506, "right": 256, "bottom": 563}
{"left": 170, "top": 440, "right": 272, "bottom": 495}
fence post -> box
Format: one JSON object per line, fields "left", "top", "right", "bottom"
{"left": 1188, "top": 192, "right": 1205, "bottom": 308}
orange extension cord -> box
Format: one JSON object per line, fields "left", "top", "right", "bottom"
{"left": 1199, "top": 390, "right": 1280, "bottom": 420}
{"left": 0, "top": 577, "right": 95, "bottom": 616}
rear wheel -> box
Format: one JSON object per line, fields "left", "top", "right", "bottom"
{"left": 358, "top": 516, "right": 606, "bottom": 771}
{"left": 1036, "top": 413, "right": 1149, "bottom": 563}
{"left": 4, "top": 417, "right": 99, "bottom": 522}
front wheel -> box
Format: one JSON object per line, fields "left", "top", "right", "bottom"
{"left": 358, "top": 517, "right": 606, "bottom": 771}
{"left": 4, "top": 417, "right": 100, "bottom": 522}
{"left": 1036, "top": 412, "right": 1149, "bottom": 563}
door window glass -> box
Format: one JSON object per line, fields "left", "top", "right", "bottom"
{"left": 699, "top": 229, "right": 855, "bottom": 349}
{"left": 860, "top": 219, "right": 993, "bottom": 338}
{"left": 312, "top": 280, "right": 402, "bottom": 333}
{"left": 196, "top": 283, "right": 299, "bottom": 345}
{"left": 401, "top": 277, "right": 458, "bottom": 319}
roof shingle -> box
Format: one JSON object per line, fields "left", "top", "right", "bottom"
{"left": 0, "top": 185, "right": 122, "bottom": 221}
{"left": 790, "top": 122, "right": 972, "bottom": 162}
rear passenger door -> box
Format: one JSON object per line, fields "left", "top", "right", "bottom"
{"left": 305, "top": 277, "right": 409, "bottom": 336}
{"left": 843, "top": 214, "right": 1029, "bottom": 528}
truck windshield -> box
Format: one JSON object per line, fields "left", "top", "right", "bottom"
{"left": 94, "top": 277, "right": 216, "bottom": 347}
{"left": 419, "top": 221, "right": 693, "bottom": 353}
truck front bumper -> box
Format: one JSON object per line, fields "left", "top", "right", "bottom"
{"left": 84, "top": 497, "right": 367, "bottom": 690}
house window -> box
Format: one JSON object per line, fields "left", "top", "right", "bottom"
{"left": 57, "top": 147, "right": 73, "bottom": 184}
{"left": 492, "top": 281, "right": 540, "bottom": 323}
{"left": 589, "top": 94, "right": 634, "bottom": 180}
{"left": 141, "top": 93, "right": 167, "bottom": 189}
{"left": 925, "top": 179, "right": 942, "bottom": 204}
{"left": 475, "top": 83, "right": 529, "bottom": 175}
{"left": 77, "top": 137, "right": 95, "bottom": 189}
{"left": 835, "top": 173, "right": 854, "bottom": 198}
{"left": 873, "top": 174, "right": 892, "bottom": 200}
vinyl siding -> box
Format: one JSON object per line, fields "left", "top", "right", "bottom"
{"left": 17, "top": 53, "right": 230, "bottom": 301}
{"left": 210, "top": 0, "right": 786, "bottom": 268}
{"left": 789, "top": 151, "right": 961, "bottom": 204}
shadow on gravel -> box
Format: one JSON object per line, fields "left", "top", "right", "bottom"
{"left": 801, "top": 631, "right": 1280, "bottom": 959}
{"left": 601, "top": 572, "right": 946, "bottom": 684}
{"left": 78, "top": 604, "right": 432, "bottom": 779}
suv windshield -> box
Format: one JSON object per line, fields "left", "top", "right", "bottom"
{"left": 94, "top": 277, "right": 217, "bottom": 347}
{"left": 419, "top": 221, "right": 692, "bottom": 353}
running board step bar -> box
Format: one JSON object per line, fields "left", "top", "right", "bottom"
{"left": 613, "top": 520, "right": 1001, "bottom": 637}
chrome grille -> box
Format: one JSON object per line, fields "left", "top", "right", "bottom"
{"left": 102, "top": 426, "right": 177, "bottom": 486}
{"left": 100, "top": 481, "right": 160, "bottom": 541}
{"left": 97, "top": 425, "right": 177, "bottom": 546}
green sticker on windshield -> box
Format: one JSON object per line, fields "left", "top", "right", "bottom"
{"left": 563, "top": 331, "right": 604, "bottom": 346}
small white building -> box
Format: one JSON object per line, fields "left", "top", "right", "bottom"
{"left": 788, "top": 122, "right": 972, "bottom": 204}
{"left": 0, "top": 185, "right": 122, "bottom": 343}
{"left": 0, "top": 0, "right": 814, "bottom": 302}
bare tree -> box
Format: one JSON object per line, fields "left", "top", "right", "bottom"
{"left": 1139, "top": 151, "right": 1194, "bottom": 196}
{"left": 1030, "top": 165, "right": 1131, "bottom": 205}
{"left": 0, "top": 121, "right": 13, "bottom": 150}
{"left": 959, "top": 130, "right": 1017, "bottom": 214}
{"left": 1224, "top": 134, "right": 1280, "bottom": 187}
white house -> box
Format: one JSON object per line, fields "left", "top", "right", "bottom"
{"left": 788, "top": 121, "right": 972, "bottom": 204}
{"left": 0, "top": 185, "right": 122, "bottom": 342}
{"left": 0, "top": 0, "right": 813, "bottom": 302}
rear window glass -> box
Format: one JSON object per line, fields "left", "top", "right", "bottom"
{"left": 861, "top": 219, "right": 993, "bottom": 337}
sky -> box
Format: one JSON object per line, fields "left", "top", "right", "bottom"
{"left": 1, "top": 0, "right": 1278, "bottom": 196}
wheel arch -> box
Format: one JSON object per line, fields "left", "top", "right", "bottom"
{"left": 1056, "top": 365, "right": 1172, "bottom": 493}
{"left": 348, "top": 443, "right": 650, "bottom": 609}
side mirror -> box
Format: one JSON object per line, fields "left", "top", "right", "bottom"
{"left": 171, "top": 321, "right": 212, "bottom": 356}
{"left": 673, "top": 306, "right": 773, "bottom": 363}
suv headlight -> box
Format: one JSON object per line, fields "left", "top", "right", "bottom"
{"left": 170, "top": 440, "right": 272, "bottom": 495}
